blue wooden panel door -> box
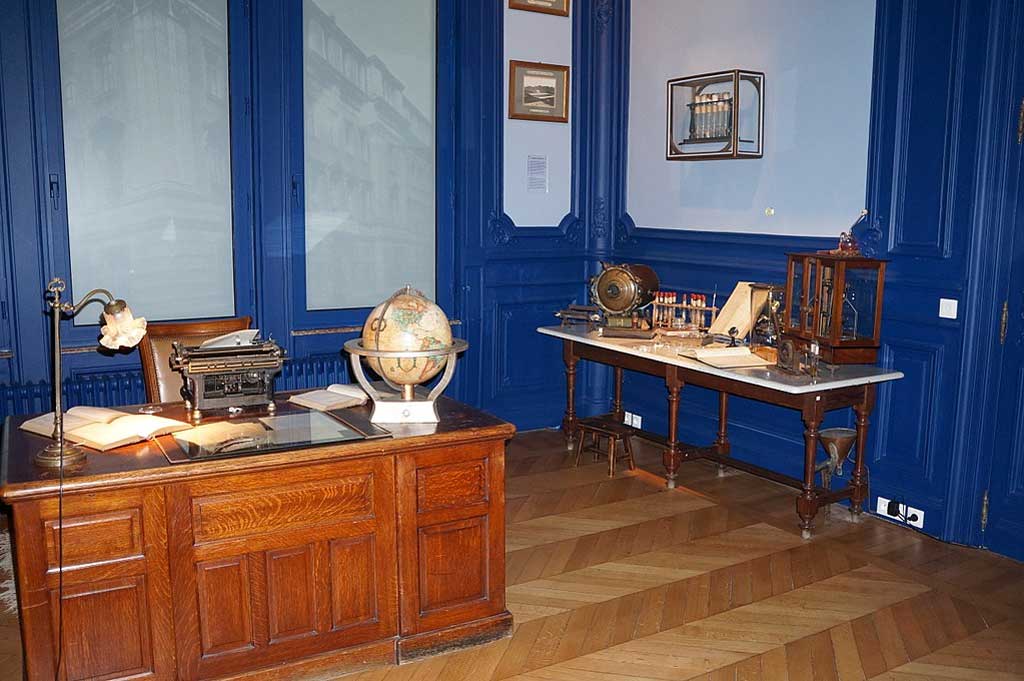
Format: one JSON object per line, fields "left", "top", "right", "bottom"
{"left": 985, "top": 28, "right": 1024, "bottom": 561}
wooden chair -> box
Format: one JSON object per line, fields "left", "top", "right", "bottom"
{"left": 573, "top": 416, "right": 637, "bottom": 477}
{"left": 138, "top": 317, "right": 252, "bottom": 403}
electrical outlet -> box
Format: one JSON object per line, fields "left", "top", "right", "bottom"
{"left": 633, "top": 414, "right": 642, "bottom": 429}
{"left": 905, "top": 505, "right": 925, "bottom": 529}
{"left": 623, "top": 411, "right": 634, "bottom": 427}
{"left": 876, "top": 496, "right": 899, "bottom": 520}
{"left": 875, "top": 496, "right": 925, "bottom": 529}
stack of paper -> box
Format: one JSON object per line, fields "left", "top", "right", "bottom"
{"left": 679, "top": 346, "right": 774, "bottom": 369}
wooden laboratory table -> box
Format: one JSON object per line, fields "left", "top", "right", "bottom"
{"left": 1, "top": 397, "right": 515, "bottom": 681}
{"left": 538, "top": 325, "right": 903, "bottom": 537}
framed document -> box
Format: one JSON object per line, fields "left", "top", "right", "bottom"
{"left": 508, "top": 60, "right": 570, "bottom": 123}
{"left": 509, "top": 0, "right": 569, "bottom": 17}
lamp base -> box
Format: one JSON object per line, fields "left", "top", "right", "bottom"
{"left": 34, "top": 440, "right": 87, "bottom": 468}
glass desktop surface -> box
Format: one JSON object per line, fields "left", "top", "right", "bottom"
{"left": 171, "top": 410, "right": 367, "bottom": 461}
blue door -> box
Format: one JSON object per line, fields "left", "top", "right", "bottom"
{"left": 985, "top": 43, "right": 1024, "bottom": 561}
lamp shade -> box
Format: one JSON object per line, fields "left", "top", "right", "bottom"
{"left": 100, "top": 302, "right": 147, "bottom": 349}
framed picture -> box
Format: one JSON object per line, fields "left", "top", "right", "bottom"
{"left": 508, "top": 0, "right": 569, "bottom": 17}
{"left": 509, "top": 60, "right": 570, "bottom": 123}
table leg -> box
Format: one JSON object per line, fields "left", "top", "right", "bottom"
{"left": 850, "top": 385, "right": 876, "bottom": 518}
{"left": 607, "top": 436, "right": 616, "bottom": 478}
{"left": 664, "top": 371, "right": 683, "bottom": 489}
{"left": 612, "top": 367, "right": 624, "bottom": 422}
{"left": 798, "top": 398, "right": 823, "bottom": 539}
{"left": 562, "top": 341, "right": 578, "bottom": 449}
{"left": 715, "top": 392, "right": 730, "bottom": 476}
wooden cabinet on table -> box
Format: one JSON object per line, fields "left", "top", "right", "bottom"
{"left": 1, "top": 399, "right": 514, "bottom": 681}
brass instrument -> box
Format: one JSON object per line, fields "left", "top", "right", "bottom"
{"left": 589, "top": 263, "right": 659, "bottom": 336}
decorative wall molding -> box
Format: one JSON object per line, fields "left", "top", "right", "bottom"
{"left": 591, "top": 197, "right": 609, "bottom": 240}
{"left": 874, "top": 339, "right": 944, "bottom": 483}
{"left": 887, "top": 0, "right": 968, "bottom": 259}
{"left": 594, "top": 0, "right": 613, "bottom": 32}
{"left": 485, "top": 0, "right": 592, "bottom": 252}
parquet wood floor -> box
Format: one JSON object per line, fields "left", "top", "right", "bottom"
{"left": 1, "top": 428, "right": 1022, "bottom": 680}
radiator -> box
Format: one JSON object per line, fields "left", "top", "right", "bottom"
{"left": 0, "top": 354, "right": 350, "bottom": 422}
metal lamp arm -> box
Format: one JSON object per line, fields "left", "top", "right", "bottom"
{"left": 61, "top": 288, "right": 116, "bottom": 316}
{"left": 44, "top": 278, "right": 120, "bottom": 445}
{"left": 47, "top": 278, "right": 116, "bottom": 317}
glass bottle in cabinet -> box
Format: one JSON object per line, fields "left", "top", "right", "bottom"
{"left": 667, "top": 69, "right": 764, "bottom": 161}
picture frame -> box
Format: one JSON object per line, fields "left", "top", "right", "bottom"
{"left": 508, "top": 60, "right": 570, "bottom": 123}
{"left": 508, "top": 0, "right": 569, "bottom": 17}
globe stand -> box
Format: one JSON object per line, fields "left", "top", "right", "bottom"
{"left": 344, "top": 338, "right": 468, "bottom": 424}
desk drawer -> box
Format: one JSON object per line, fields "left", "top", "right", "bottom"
{"left": 416, "top": 454, "right": 489, "bottom": 513}
{"left": 191, "top": 474, "right": 375, "bottom": 545}
{"left": 12, "top": 487, "right": 176, "bottom": 680}
{"left": 43, "top": 508, "right": 143, "bottom": 572}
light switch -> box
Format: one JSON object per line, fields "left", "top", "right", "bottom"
{"left": 939, "top": 298, "right": 958, "bottom": 320}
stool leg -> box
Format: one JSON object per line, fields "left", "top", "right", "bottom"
{"left": 624, "top": 435, "right": 636, "bottom": 471}
{"left": 607, "top": 437, "right": 616, "bottom": 477}
{"left": 573, "top": 431, "right": 585, "bottom": 467}
{"left": 591, "top": 433, "right": 600, "bottom": 462}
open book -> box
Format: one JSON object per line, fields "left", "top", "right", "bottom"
{"left": 20, "top": 406, "right": 191, "bottom": 452}
{"left": 288, "top": 384, "right": 368, "bottom": 412}
{"left": 679, "top": 346, "right": 775, "bottom": 370}
{"left": 175, "top": 421, "right": 268, "bottom": 451}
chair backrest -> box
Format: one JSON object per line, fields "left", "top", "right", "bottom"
{"left": 138, "top": 317, "right": 252, "bottom": 403}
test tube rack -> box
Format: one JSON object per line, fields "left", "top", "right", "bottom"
{"left": 651, "top": 291, "right": 719, "bottom": 332}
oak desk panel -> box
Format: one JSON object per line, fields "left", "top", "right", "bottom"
{"left": 1, "top": 398, "right": 515, "bottom": 681}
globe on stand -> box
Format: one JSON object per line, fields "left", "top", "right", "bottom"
{"left": 344, "top": 286, "right": 467, "bottom": 424}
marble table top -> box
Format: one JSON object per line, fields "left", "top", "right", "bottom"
{"left": 538, "top": 326, "right": 904, "bottom": 395}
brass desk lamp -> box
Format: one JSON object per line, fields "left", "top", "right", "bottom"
{"left": 36, "top": 277, "right": 147, "bottom": 468}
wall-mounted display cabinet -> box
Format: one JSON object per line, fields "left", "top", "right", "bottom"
{"left": 666, "top": 69, "right": 764, "bottom": 161}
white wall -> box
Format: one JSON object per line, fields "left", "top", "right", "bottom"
{"left": 627, "top": 0, "right": 876, "bottom": 237}
{"left": 503, "top": 5, "right": 572, "bottom": 227}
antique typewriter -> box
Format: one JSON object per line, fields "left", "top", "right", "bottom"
{"left": 170, "top": 330, "right": 285, "bottom": 419}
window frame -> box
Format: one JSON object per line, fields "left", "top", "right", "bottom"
{"left": 285, "top": 0, "right": 457, "bottom": 332}
{"left": 37, "top": 0, "right": 256, "bottom": 349}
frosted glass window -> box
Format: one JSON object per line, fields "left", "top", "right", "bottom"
{"left": 57, "top": 0, "right": 235, "bottom": 324}
{"left": 303, "top": 0, "right": 436, "bottom": 310}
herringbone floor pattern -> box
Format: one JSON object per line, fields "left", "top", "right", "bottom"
{"left": 1, "top": 429, "right": 1022, "bottom": 679}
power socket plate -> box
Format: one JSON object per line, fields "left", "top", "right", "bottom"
{"left": 875, "top": 496, "right": 925, "bottom": 529}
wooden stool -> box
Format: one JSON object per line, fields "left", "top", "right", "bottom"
{"left": 573, "top": 417, "right": 637, "bottom": 477}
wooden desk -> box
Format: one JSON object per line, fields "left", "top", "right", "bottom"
{"left": 538, "top": 326, "right": 903, "bottom": 537}
{"left": 1, "top": 398, "right": 514, "bottom": 681}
